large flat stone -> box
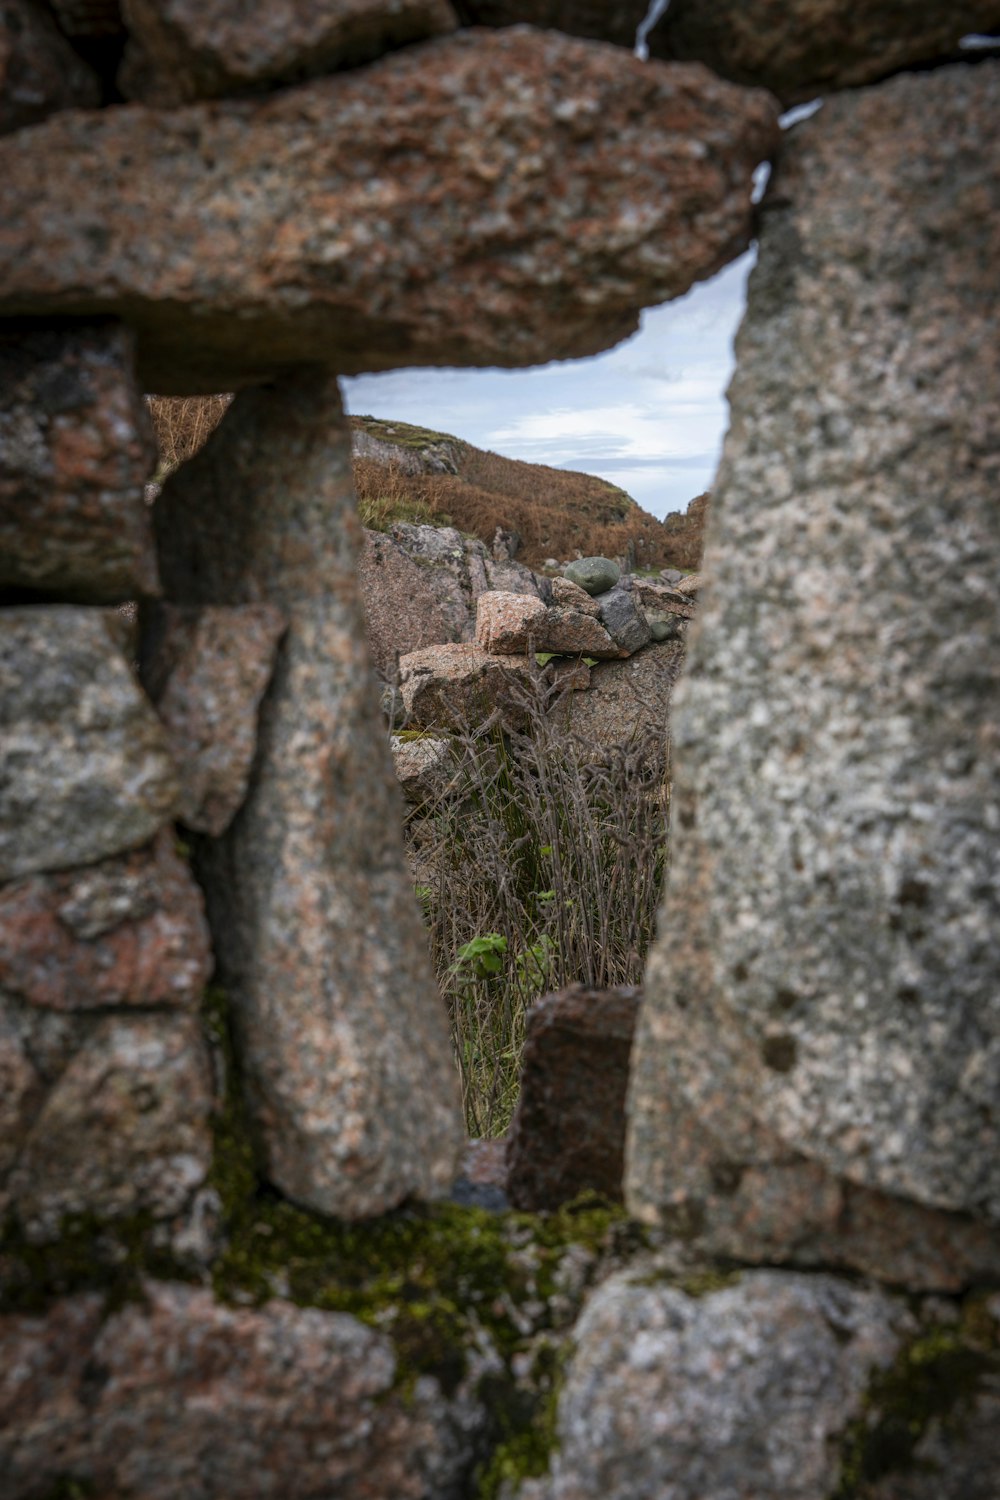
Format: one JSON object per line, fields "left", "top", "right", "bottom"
{"left": 648, "top": 0, "right": 1000, "bottom": 106}
{"left": 627, "top": 66, "right": 1000, "bottom": 1260}
{"left": 153, "top": 373, "right": 464, "bottom": 1219}
{"left": 398, "top": 641, "right": 537, "bottom": 731}
{"left": 0, "top": 323, "right": 158, "bottom": 602}
{"left": 0, "top": 608, "right": 180, "bottom": 880}
{"left": 458, "top": 0, "right": 647, "bottom": 50}
{"left": 0, "top": 30, "right": 778, "bottom": 391}
{"left": 545, "top": 640, "right": 685, "bottom": 755}
{"left": 119, "top": 0, "right": 458, "bottom": 103}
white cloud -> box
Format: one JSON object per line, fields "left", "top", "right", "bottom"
{"left": 343, "top": 250, "right": 754, "bottom": 518}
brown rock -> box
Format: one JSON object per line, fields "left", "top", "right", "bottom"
{"left": 648, "top": 0, "right": 1000, "bottom": 106}
{"left": 153, "top": 373, "right": 464, "bottom": 1219}
{"left": 0, "top": 323, "right": 158, "bottom": 602}
{"left": 506, "top": 985, "right": 640, "bottom": 1210}
{"left": 475, "top": 589, "right": 548, "bottom": 654}
{"left": 0, "top": 1281, "right": 479, "bottom": 1498}
{"left": 0, "top": 607, "right": 179, "bottom": 881}
{"left": 0, "top": 829, "right": 211, "bottom": 1012}
{"left": 357, "top": 527, "right": 461, "bottom": 677}
{"left": 0, "top": 0, "right": 100, "bottom": 133}
{"left": 0, "top": 30, "right": 779, "bottom": 391}
{"left": 627, "top": 64, "right": 1000, "bottom": 1273}
{"left": 535, "top": 606, "right": 620, "bottom": 659}
{"left": 630, "top": 579, "right": 696, "bottom": 618}
{"left": 5, "top": 1010, "right": 214, "bottom": 1240}
{"left": 550, "top": 575, "right": 601, "bottom": 614}
{"left": 546, "top": 657, "right": 590, "bottom": 693}
{"left": 398, "top": 641, "right": 537, "bottom": 730}
{"left": 672, "top": 570, "right": 703, "bottom": 596}
{"left": 140, "top": 602, "right": 286, "bottom": 835}
{"left": 458, "top": 0, "right": 648, "bottom": 51}
{"left": 546, "top": 640, "right": 685, "bottom": 754}
{"left": 119, "top": 0, "right": 458, "bottom": 103}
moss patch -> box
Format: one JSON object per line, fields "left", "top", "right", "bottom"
{"left": 833, "top": 1301, "right": 1000, "bottom": 1497}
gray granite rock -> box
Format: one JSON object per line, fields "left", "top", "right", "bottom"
{"left": 0, "top": 608, "right": 180, "bottom": 880}
{"left": 546, "top": 641, "right": 685, "bottom": 757}
{"left": 0, "top": 323, "right": 158, "bottom": 602}
{"left": 390, "top": 733, "right": 455, "bottom": 805}
{"left": 596, "top": 586, "right": 651, "bottom": 656}
{"left": 153, "top": 372, "right": 464, "bottom": 1219}
{"left": 564, "top": 556, "right": 620, "bottom": 596}
{"left": 627, "top": 66, "right": 1000, "bottom": 1255}
{"left": 519, "top": 1269, "right": 909, "bottom": 1500}
{"left": 3, "top": 1006, "right": 214, "bottom": 1240}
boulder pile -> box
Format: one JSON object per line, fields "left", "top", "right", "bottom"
{"left": 1, "top": 1, "right": 998, "bottom": 1496}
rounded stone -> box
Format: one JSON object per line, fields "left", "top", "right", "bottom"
{"left": 564, "top": 557, "right": 620, "bottom": 596}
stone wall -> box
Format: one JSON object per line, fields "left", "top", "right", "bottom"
{"left": 1, "top": 2, "right": 998, "bottom": 1496}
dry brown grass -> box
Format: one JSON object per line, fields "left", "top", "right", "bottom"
{"left": 145, "top": 396, "right": 704, "bottom": 571}
{"left": 146, "top": 394, "right": 232, "bottom": 479}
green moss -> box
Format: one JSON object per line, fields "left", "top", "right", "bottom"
{"left": 833, "top": 1304, "right": 999, "bottom": 1497}
{"left": 41, "top": 1479, "right": 96, "bottom": 1500}
{"left": 475, "top": 1341, "right": 567, "bottom": 1499}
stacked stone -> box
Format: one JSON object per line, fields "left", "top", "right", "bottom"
{"left": 0, "top": 323, "right": 218, "bottom": 1267}
{"left": 0, "top": 3, "right": 782, "bottom": 1495}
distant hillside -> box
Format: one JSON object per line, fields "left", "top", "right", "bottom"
{"left": 350, "top": 414, "right": 691, "bottom": 570}
{"left": 145, "top": 399, "right": 703, "bottom": 571}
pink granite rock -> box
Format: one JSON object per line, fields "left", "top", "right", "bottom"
{"left": 0, "top": 324, "right": 158, "bottom": 602}
{"left": 0, "top": 30, "right": 779, "bottom": 391}
{"left": 119, "top": 0, "right": 459, "bottom": 102}
{"left": 152, "top": 372, "right": 464, "bottom": 1219}
{"left": 398, "top": 641, "right": 537, "bottom": 731}
{"left": 141, "top": 602, "right": 286, "bottom": 836}
{"left": 475, "top": 590, "right": 548, "bottom": 654}
{"left": 0, "top": 829, "right": 211, "bottom": 1011}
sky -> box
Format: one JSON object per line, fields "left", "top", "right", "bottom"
{"left": 342, "top": 250, "right": 754, "bottom": 521}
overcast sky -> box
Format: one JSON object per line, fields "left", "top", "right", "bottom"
{"left": 342, "top": 250, "right": 755, "bottom": 521}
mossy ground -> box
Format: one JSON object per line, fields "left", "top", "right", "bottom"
{"left": 833, "top": 1300, "right": 1000, "bottom": 1497}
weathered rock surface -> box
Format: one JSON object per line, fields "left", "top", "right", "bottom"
{"left": 386, "top": 523, "right": 549, "bottom": 645}
{"left": 0, "top": 608, "right": 179, "bottom": 881}
{"left": 358, "top": 528, "right": 461, "bottom": 676}
{"left": 627, "top": 66, "right": 1000, "bottom": 1261}
{"left": 518, "top": 1270, "right": 910, "bottom": 1500}
{"left": 0, "top": 30, "right": 779, "bottom": 391}
{"left": 140, "top": 602, "right": 286, "bottom": 835}
{"left": 546, "top": 640, "right": 684, "bottom": 753}
{"left": 476, "top": 589, "right": 548, "bottom": 654}
{"left": 0, "top": 829, "right": 211, "bottom": 1011}
{"left": 0, "top": 323, "right": 158, "bottom": 602}
{"left": 458, "top": 0, "right": 647, "bottom": 50}
{"left": 647, "top": 0, "right": 1000, "bottom": 105}
{"left": 0, "top": 1281, "right": 482, "bottom": 1498}
{"left": 596, "top": 585, "right": 651, "bottom": 655}
{"left": 2, "top": 1008, "right": 213, "bottom": 1239}
{"left": 550, "top": 575, "right": 600, "bottom": 613}
{"left": 506, "top": 985, "right": 640, "bottom": 1210}
{"left": 153, "top": 373, "right": 464, "bottom": 1218}
{"left": 390, "top": 733, "right": 455, "bottom": 805}
{"left": 399, "top": 642, "right": 537, "bottom": 731}
{"left": 0, "top": 0, "right": 100, "bottom": 134}
{"left": 564, "top": 556, "right": 620, "bottom": 596}
{"left": 536, "top": 606, "right": 619, "bottom": 659}
{"left": 119, "top": 0, "right": 458, "bottom": 104}
{"left": 631, "top": 578, "right": 696, "bottom": 619}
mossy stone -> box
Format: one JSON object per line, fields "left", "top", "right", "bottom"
{"left": 564, "top": 557, "right": 620, "bottom": 596}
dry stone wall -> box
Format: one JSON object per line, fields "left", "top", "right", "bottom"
{"left": 1, "top": 2, "right": 998, "bottom": 1497}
